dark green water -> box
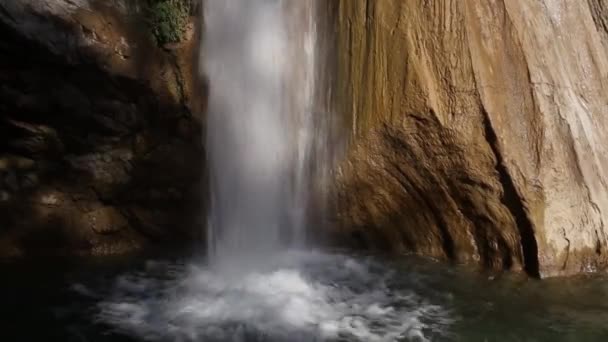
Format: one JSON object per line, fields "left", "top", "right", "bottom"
{"left": 1, "top": 250, "right": 608, "bottom": 341}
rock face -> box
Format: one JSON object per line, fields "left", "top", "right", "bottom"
{"left": 0, "top": 0, "right": 205, "bottom": 257}
{"left": 327, "top": 0, "right": 608, "bottom": 277}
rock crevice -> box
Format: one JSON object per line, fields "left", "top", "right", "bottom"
{"left": 481, "top": 108, "right": 540, "bottom": 277}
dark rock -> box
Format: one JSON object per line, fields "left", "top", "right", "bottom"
{"left": 84, "top": 206, "right": 128, "bottom": 235}
{"left": 0, "top": 0, "right": 205, "bottom": 258}
{"left": 0, "top": 191, "right": 10, "bottom": 202}
{"left": 4, "top": 171, "right": 19, "bottom": 192}
{"left": 21, "top": 172, "right": 39, "bottom": 189}
{"left": 37, "top": 192, "right": 62, "bottom": 206}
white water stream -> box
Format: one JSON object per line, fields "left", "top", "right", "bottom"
{"left": 204, "top": 0, "right": 318, "bottom": 271}
{"left": 95, "top": 2, "right": 452, "bottom": 341}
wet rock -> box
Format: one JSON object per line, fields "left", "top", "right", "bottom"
{"left": 127, "top": 206, "right": 172, "bottom": 238}
{"left": 38, "top": 192, "right": 62, "bottom": 206}
{"left": 91, "top": 239, "right": 142, "bottom": 256}
{"left": 149, "top": 189, "right": 163, "bottom": 201}
{"left": 21, "top": 172, "right": 39, "bottom": 189}
{"left": 84, "top": 206, "right": 129, "bottom": 235}
{"left": 176, "top": 117, "right": 195, "bottom": 140}
{"left": 168, "top": 187, "right": 182, "bottom": 200}
{"left": 133, "top": 133, "right": 153, "bottom": 155}
{"left": 4, "top": 171, "right": 19, "bottom": 192}
{"left": 0, "top": 155, "right": 35, "bottom": 171}
{"left": 0, "top": 191, "right": 10, "bottom": 202}
{"left": 9, "top": 135, "right": 64, "bottom": 157}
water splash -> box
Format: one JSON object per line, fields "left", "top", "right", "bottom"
{"left": 203, "top": 0, "right": 320, "bottom": 271}
{"left": 96, "top": 251, "right": 453, "bottom": 342}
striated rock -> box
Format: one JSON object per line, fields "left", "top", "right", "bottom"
{"left": 328, "top": 0, "right": 608, "bottom": 277}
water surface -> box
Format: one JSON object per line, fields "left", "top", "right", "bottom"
{"left": 2, "top": 250, "right": 608, "bottom": 341}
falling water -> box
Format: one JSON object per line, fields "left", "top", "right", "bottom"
{"left": 94, "top": 4, "right": 454, "bottom": 340}
{"left": 203, "top": 0, "right": 319, "bottom": 270}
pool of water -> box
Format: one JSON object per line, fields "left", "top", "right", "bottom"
{"left": 2, "top": 250, "right": 608, "bottom": 341}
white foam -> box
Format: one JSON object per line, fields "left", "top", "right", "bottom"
{"left": 95, "top": 251, "right": 453, "bottom": 342}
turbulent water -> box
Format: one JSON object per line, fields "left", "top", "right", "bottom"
{"left": 4, "top": 251, "right": 608, "bottom": 341}
{"left": 94, "top": 251, "right": 452, "bottom": 342}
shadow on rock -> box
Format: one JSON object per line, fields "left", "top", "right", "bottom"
{"left": 0, "top": 0, "right": 207, "bottom": 257}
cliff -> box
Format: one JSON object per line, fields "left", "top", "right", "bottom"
{"left": 0, "top": 0, "right": 205, "bottom": 256}
{"left": 3, "top": 0, "right": 608, "bottom": 278}
{"left": 328, "top": 0, "right": 608, "bottom": 277}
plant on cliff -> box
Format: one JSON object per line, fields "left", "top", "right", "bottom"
{"left": 145, "top": 0, "right": 191, "bottom": 46}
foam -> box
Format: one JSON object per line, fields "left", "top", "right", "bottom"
{"left": 94, "top": 251, "right": 453, "bottom": 341}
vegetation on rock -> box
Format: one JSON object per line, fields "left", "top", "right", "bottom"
{"left": 145, "top": 0, "right": 191, "bottom": 46}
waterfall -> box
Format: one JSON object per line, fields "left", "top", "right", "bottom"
{"left": 203, "top": 0, "right": 319, "bottom": 270}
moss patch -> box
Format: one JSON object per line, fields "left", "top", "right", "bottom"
{"left": 145, "top": 0, "right": 191, "bottom": 46}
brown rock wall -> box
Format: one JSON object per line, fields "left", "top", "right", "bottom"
{"left": 330, "top": 0, "right": 608, "bottom": 277}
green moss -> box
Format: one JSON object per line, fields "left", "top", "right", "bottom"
{"left": 145, "top": 0, "right": 191, "bottom": 46}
